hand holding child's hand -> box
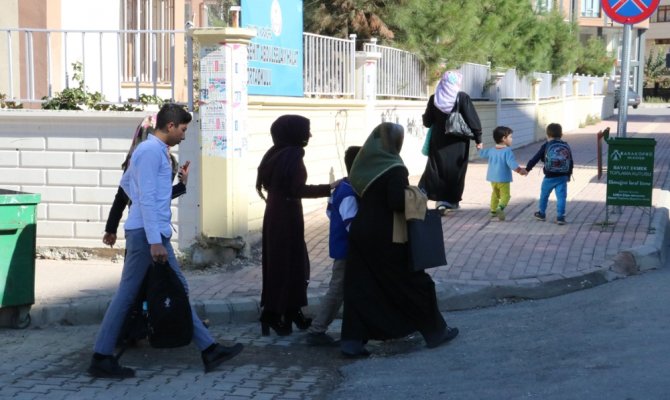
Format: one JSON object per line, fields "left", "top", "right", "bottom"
{"left": 519, "top": 167, "right": 528, "bottom": 176}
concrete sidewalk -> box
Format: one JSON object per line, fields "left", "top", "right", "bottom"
{"left": 22, "top": 112, "right": 670, "bottom": 328}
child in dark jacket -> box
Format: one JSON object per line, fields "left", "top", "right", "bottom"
{"left": 526, "top": 123, "right": 574, "bottom": 225}
{"left": 306, "top": 146, "right": 361, "bottom": 346}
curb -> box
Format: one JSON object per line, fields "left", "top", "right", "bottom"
{"left": 21, "top": 190, "right": 670, "bottom": 328}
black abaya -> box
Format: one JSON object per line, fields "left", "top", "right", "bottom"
{"left": 342, "top": 166, "right": 446, "bottom": 341}
{"left": 420, "top": 92, "right": 482, "bottom": 204}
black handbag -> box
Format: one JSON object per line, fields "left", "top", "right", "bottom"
{"left": 407, "top": 209, "right": 447, "bottom": 271}
{"left": 445, "top": 96, "right": 474, "bottom": 139}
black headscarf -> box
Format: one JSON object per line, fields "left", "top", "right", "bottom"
{"left": 256, "top": 115, "right": 311, "bottom": 201}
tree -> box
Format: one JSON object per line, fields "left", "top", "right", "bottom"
{"left": 575, "top": 37, "right": 615, "bottom": 76}
{"left": 644, "top": 47, "right": 668, "bottom": 88}
{"left": 304, "top": 0, "right": 396, "bottom": 44}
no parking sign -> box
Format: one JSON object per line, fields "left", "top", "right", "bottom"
{"left": 602, "top": 0, "right": 660, "bottom": 24}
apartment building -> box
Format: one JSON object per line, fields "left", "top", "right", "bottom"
{"left": 645, "top": 0, "right": 670, "bottom": 61}
{"left": 0, "top": 0, "right": 214, "bottom": 106}
{"left": 534, "top": 0, "right": 649, "bottom": 93}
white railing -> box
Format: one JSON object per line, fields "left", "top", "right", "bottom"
{"left": 364, "top": 41, "right": 427, "bottom": 99}
{"left": 1, "top": 27, "right": 609, "bottom": 105}
{"left": 459, "top": 62, "right": 490, "bottom": 99}
{"left": 1, "top": 28, "right": 188, "bottom": 106}
{"left": 303, "top": 33, "right": 356, "bottom": 97}
{"left": 533, "top": 72, "right": 553, "bottom": 99}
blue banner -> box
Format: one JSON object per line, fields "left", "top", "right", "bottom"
{"left": 241, "top": 0, "right": 303, "bottom": 97}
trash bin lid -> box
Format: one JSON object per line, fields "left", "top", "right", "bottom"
{"left": 0, "top": 189, "right": 41, "bottom": 205}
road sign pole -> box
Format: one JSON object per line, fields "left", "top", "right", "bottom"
{"left": 617, "top": 23, "right": 632, "bottom": 138}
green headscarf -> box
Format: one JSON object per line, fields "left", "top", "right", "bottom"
{"left": 349, "top": 122, "right": 406, "bottom": 196}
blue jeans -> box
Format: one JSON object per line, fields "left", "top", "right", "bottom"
{"left": 539, "top": 176, "right": 569, "bottom": 218}
{"left": 93, "top": 228, "right": 215, "bottom": 355}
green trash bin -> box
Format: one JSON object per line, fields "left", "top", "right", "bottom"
{"left": 0, "top": 189, "right": 41, "bottom": 328}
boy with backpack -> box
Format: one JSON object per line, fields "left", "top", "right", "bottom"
{"left": 306, "top": 146, "right": 361, "bottom": 346}
{"left": 478, "top": 126, "right": 527, "bottom": 221}
{"left": 525, "top": 123, "right": 574, "bottom": 225}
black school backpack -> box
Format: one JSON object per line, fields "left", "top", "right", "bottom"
{"left": 145, "top": 260, "right": 194, "bottom": 348}
{"left": 544, "top": 140, "right": 572, "bottom": 174}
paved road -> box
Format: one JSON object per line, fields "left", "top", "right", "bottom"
{"left": 0, "top": 107, "right": 668, "bottom": 399}
{"left": 331, "top": 247, "right": 670, "bottom": 400}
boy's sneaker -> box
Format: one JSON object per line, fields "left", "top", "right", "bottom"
{"left": 497, "top": 207, "right": 506, "bottom": 221}
{"left": 534, "top": 212, "right": 546, "bottom": 221}
{"left": 556, "top": 216, "right": 566, "bottom": 225}
{"left": 489, "top": 210, "right": 497, "bottom": 218}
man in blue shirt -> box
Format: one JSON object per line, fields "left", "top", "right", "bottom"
{"left": 88, "top": 104, "right": 243, "bottom": 379}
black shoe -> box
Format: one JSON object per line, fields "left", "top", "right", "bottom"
{"left": 260, "top": 310, "right": 292, "bottom": 336}
{"left": 341, "top": 348, "right": 371, "bottom": 359}
{"left": 286, "top": 309, "right": 312, "bottom": 331}
{"left": 88, "top": 354, "right": 135, "bottom": 379}
{"left": 202, "top": 343, "right": 244, "bottom": 373}
{"left": 306, "top": 332, "right": 337, "bottom": 346}
{"left": 426, "top": 327, "right": 459, "bottom": 349}
{"left": 534, "top": 212, "right": 546, "bottom": 221}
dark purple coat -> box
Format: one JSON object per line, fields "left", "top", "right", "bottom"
{"left": 256, "top": 115, "right": 330, "bottom": 313}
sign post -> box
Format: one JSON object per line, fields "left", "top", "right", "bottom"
{"left": 605, "top": 137, "right": 656, "bottom": 231}
{"left": 601, "top": 0, "right": 660, "bottom": 138}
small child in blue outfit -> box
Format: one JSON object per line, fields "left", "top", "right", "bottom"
{"left": 525, "top": 123, "right": 573, "bottom": 225}
{"left": 479, "top": 126, "right": 527, "bottom": 221}
{"left": 306, "top": 146, "right": 361, "bottom": 346}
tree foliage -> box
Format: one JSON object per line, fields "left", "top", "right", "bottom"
{"left": 575, "top": 37, "right": 615, "bottom": 76}
{"left": 304, "top": 0, "right": 596, "bottom": 78}
{"left": 644, "top": 47, "right": 668, "bottom": 87}
{"left": 304, "top": 0, "right": 396, "bottom": 44}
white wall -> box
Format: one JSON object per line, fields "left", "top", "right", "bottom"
{"left": 0, "top": 93, "right": 611, "bottom": 249}
{"left": 59, "top": 0, "right": 123, "bottom": 102}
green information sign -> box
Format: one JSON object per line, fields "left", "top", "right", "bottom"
{"left": 606, "top": 137, "right": 656, "bottom": 206}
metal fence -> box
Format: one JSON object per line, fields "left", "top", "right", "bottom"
{"left": 303, "top": 33, "right": 356, "bottom": 97}
{"left": 459, "top": 62, "right": 491, "bottom": 100}
{"left": 1, "top": 27, "right": 608, "bottom": 105}
{"left": 364, "top": 41, "right": 427, "bottom": 99}
{"left": 1, "top": 28, "right": 187, "bottom": 106}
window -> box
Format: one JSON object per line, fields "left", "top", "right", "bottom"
{"left": 121, "top": 0, "right": 175, "bottom": 84}
{"left": 657, "top": 6, "right": 670, "bottom": 22}
{"left": 535, "top": 0, "right": 553, "bottom": 13}
{"left": 581, "top": 0, "right": 601, "bottom": 18}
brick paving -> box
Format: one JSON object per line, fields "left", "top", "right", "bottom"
{"left": 1, "top": 111, "right": 668, "bottom": 399}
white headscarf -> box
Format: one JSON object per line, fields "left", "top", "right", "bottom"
{"left": 434, "top": 71, "right": 462, "bottom": 114}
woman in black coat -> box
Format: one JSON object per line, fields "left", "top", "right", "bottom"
{"left": 341, "top": 122, "right": 459, "bottom": 358}
{"left": 256, "top": 115, "right": 336, "bottom": 336}
{"left": 420, "top": 71, "right": 483, "bottom": 213}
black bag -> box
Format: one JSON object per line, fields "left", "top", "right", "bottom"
{"left": 407, "top": 209, "right": 447, "bottom": 271}
{"left": 116, "top": 279, "right": 149, "bottom": 348}
{"left": 145, "top": 261, "right": 193, "bottom": 348}
{"left": 444, "top": 96, "right": 474, "bottom": 139}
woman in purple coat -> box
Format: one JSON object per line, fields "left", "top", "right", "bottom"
{"left": 256, "top": 115, "right": 336, "bottom": 336}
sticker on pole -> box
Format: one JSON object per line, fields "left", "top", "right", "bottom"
{"left": 602, "top": 0, "right": 660, "bottom": 24}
